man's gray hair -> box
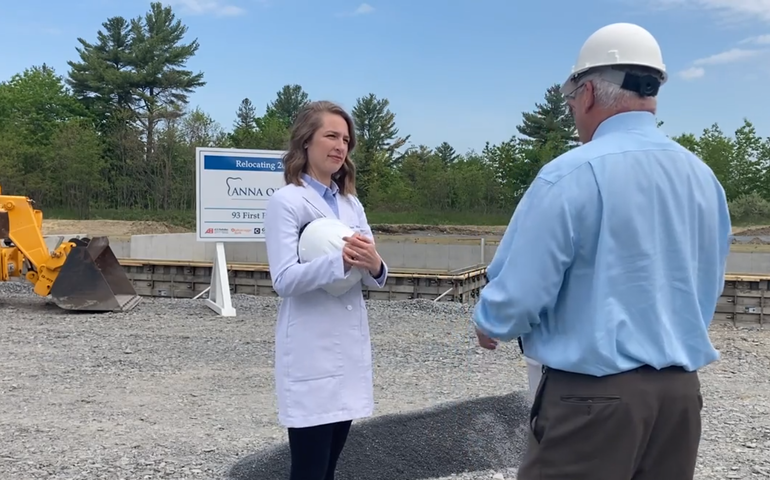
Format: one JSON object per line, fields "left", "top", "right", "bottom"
{"left": 579, "top": 66, "right": 661, "bottom": 109}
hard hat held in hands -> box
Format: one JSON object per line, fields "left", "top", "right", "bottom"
{"left": 562, "top": 23, "right": 667, "bottom": 92}
{"left": 298, "top": 217, "right": 364, "bottom": 296}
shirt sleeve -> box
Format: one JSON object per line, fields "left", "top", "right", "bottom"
{"left": 473, "top": 176, "right": 577, "bottom": 341}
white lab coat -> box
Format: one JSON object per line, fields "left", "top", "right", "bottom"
{"left": 264, "top": 180, "right": 389, "bottom": 429}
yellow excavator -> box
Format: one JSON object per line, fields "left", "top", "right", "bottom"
{"left": 0, "top": 184, "right": 141, "bottom": 312}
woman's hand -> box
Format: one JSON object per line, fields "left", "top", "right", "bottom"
{"left": 342, "top": 233, "right": 382, "bottom": 275}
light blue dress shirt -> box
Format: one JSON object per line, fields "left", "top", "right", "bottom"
{"left": 302, "top": 173, "right": 386, "bottom": 282}
{"left": 473, "top": 111, "right": 732, "bottom": 376}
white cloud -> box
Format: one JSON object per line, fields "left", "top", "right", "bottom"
{"left": 677, "top": 47, "right": 766, "bottom": 80}
{"left": 649, "top": 1, "right": 770, "bottom": 79}
{"left": 163, "top": 0, "right": 245, "bottom": 16}
{"left": 678, "top": 66, "right": 705, "bottom": 79}
{"left": 740, "top": 34, "right": 770, "bottom": 44}
{"left": 353, "top": 3, "right": 374, "bottom": 15}
{"left": 692, "top": 47, "right": 762, "bottom": 65}
{"left": 649, "top": 0, "right": 770, "bottom": 23}
{"left": 336, "top": 3, "right": 374, "bottom": 17}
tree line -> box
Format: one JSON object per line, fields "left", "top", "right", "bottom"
{"left": 0, "top": 2, "right": 768, "bottom": 226}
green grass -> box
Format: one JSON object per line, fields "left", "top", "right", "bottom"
{"left": 42, "top": 208, "right": 512, "bottom": 228}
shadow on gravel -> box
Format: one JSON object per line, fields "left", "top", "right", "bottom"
{"left": 0, "top": 295, "right": 68, "bottom": 313}
{"left": 227, "top": 391, "right": 531, "bottom": 480}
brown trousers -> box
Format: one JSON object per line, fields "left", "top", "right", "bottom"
{"left": 517, "top": 364, "right": 703, "bottom": 480}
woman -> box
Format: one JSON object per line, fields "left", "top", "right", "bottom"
{"left": 264, "top": 100, "right": 388, "bottom": 480}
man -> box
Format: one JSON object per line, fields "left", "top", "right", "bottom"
{"left": 472, "top": 23, "right": 732, "bottom": 480}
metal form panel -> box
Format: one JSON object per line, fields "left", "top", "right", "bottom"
{"left": 715, "top": 274, "right": 769, "bottom": 326}
{"left": 119, "top": 259, "right": 769, "bottom": 325}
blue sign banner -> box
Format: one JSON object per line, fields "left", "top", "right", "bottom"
{"left": 203, "top": 155, "right": 284, "bottom": 172}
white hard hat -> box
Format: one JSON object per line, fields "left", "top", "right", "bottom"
{"left": 561, "top": 23, "right": 667, "bottom": 95}
{"left": 298, "top": 217, "right": 363, "bottom": 296}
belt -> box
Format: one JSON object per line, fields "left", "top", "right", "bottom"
{"left": 542, "top": 364, "right": 689, "bottom": 376}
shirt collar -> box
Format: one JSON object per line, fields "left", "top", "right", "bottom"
{"left": 592, "top": 111, "right": 658, "bottom": 140}
{"left": 302, "top": 173, "right": 339, "bottom": 197}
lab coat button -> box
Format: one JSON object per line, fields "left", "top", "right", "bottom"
{"left": 346, "top": 305, "right": 353, "bottom": 311}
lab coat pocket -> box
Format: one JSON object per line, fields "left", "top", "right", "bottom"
{"left": 348, "top": 223, "right": 363, "bottom": 235}
{"left": 286, "top": 374, "right": 343, "bottom": 417}
{"left": 285, "top": 320, "right": 344, "bottom": 381}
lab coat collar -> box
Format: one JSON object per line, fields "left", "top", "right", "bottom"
{"left": 302, "top": 173, "right": 339, "bottom": 197}
{"left": 300, "top": 175, "right": 337, "bottom": 219}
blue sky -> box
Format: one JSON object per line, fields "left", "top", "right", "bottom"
{"left": 2, "top": 0, "right": 769, "bottom": 154}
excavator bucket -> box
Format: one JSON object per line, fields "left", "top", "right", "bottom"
{"left": 49, "top": 236, "right": 141, "bottom": 312}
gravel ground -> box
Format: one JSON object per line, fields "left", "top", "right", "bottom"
{"left": 0, "top": 282, "right": 768, "bottom": 480}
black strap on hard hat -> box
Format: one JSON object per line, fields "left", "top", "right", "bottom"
{"left": 576, "top": 66, "right": 662, "bottom": 98}
{"left": 620, "top": 72, "right": 661, "bottom": 97}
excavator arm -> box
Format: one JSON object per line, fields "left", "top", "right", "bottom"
{"left": 0, "top": 184, "right": 141, "bottom": 312}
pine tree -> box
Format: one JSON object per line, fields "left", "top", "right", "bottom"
{"left": 517, "top": 83, "right": 577, "bottom": 150}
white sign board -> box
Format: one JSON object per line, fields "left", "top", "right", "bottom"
{"left": 195, "top": 147, "right": 286, "bottom": 243}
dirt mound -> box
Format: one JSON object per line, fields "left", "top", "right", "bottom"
{"left": 42, "top": 220, "right": 189, "bottom": 238}
{"left": 372, "top": 224, "right": 507, "bottom": 236}
{"left": 746, "top": 237, "right": 769, "bottom": 244}
{"left": 733, "top": 226, "right": 770, "bottom": 236}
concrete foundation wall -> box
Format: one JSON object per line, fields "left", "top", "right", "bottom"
{"left": 126, "top": 233, "right": 490, "bottom": 270}
{"left": 43, "top": 234, "right": 131, "bottom": 259}
{"left": 121, "top": 233, "right": 770, "bottom": 275}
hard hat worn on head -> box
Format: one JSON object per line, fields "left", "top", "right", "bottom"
{"left": 561, "top": 22, "right": 667, "bottom": 95}
{"left": 298, "top": 217, "right": 363, "bottom": 296}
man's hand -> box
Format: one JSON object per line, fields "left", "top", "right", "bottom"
{"left": 475, "top": 327, "right": 498, "bottom": 350}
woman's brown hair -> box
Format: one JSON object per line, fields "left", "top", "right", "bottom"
{"left": 282, "top": 100, "right": 357, "bottom": 196}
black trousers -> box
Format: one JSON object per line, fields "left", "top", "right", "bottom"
{"left": 288, "top": 420, "right": 352, "bottom": 480}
